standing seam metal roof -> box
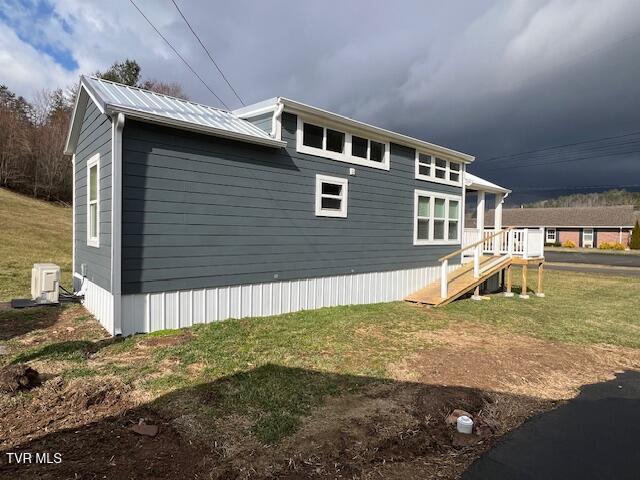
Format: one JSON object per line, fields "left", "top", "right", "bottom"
{"left": 82, "top": 76, "right": 279, "bottom": 143}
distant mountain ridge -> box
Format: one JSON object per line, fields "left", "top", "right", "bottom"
{"left": 523, "top": 189, "right": 640, "bottom": 209}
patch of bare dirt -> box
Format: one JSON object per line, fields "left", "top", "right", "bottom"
{"left": 389, "top": 323, "right": 640, "bottom": 400}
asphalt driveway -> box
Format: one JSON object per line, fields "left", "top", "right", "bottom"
{"left": 545, "top": 251, "right": 640, "bottom": 267}
{"left": 463, "top": 371, "right": 640, "bottom": 480}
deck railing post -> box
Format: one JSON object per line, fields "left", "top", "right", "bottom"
{"left": 440, "top": 259, "right": 448, "bottom": 299}
{"left": 494, "top": 229, "right": 501, "bottom": 256}
{"left": 523, "top": 229, "right": 529, "bottom": 259}
{"left": 473, "top": 245, "right": 480, "bottom": 278}
{"left": 507, "top": 229, "right": 513, "bottom": 257}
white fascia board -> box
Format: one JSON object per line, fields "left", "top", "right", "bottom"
{"left": 280, "top": 97, "right": 475, "bottom": 164}
{"left": 233, "top": 97, "right": 279, "bottom": 118}
{"left": 503, "top": 224, "right": 634, "bottom": 228}
{"left": 106, "top": 106, "right": 287, "bottom": 148}
{"left": 64, "top": 78, "right": 108, "bottom": 155}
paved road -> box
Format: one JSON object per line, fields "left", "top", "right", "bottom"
{"left": 544, "top": 251, "right": 640, "bottom": 267}
{"left": 546, "top": 263, "right": 640, "bottom": 277}
{"left": 463, "top": 371, "right": 640, "bottom": 480}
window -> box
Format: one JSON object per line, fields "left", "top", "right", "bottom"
{"left": 297, "top": 117, "right": 390, "bottom": 170}
{"left": 414, "top": 190, "right": 461, "bottom": 245}
{"left": 415, "top": 151, "right": 463, "bottom": 186}
{"left": 583, "top": 228, "right": 594, "bottom": 248}
{"left": 315, "top": 174, "right": 348, "bottom": 218}
{"left": 87, "top": 153, "right": 100, "bottom": 247}
{"left": 546, "top": 228, "right": 556, "bottom": 243}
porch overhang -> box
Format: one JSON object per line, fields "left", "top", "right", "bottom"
{"left": 465, "top": 173, "right": 511, "bottom": 194}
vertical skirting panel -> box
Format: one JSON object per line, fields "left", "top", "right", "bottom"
{"left": 81, "top": 278, "right": 114, "bottom": 334}
{"left": 120, "top": 264, "right": 457, "bottom": 336}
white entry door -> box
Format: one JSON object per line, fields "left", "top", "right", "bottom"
{"left": 583, "top": 228, "right": 594, "bottom": 248}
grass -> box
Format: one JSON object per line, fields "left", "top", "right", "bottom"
{"left": 2, "top": 187, "right": 639, "bottom": 443}
{"left": 0, "top": 188, "right": 72, "bottom": 301}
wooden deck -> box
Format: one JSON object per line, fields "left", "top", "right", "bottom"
{"left": 405, "top": 255, "right": 544, "bottom": 307}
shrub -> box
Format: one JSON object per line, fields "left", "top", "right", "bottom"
{"left": 599, "top": 242, "right": 626, "bottom": 251}
{"left": 631, "top": 221, "right": 640, "bottom": 250}
{"left": 561, "top": 240, "right": 576, "bottom": 248}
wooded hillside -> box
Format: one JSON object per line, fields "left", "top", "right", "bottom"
{"left": 524, "top": 189, "right": 640, "bottom": 209}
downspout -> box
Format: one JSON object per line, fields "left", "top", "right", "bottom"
{"left": 271, "top": 99, "right": 284, "bottom": 140}
{"left": 111, "top": 112, "right": 125, "bottom": 336}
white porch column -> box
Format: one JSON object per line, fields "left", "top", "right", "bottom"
{"left": 476, "top": 191, "right": 485, "bottom": 233}
{"left": 494, "top": 193, "right": 504, "bottom": 256}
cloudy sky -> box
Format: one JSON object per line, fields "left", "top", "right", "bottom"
{"left": 1, "top": 0, "right": 639, "bottom": 204}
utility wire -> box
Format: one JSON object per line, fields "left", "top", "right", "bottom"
{"left": 128, "top": 0, "right": 230, "bottom": 109}
{"left": 476, "top": 130, "right": 640, "bottom": 165}
{"left": 482, "top": 148, "right": 640, "bottom": 172}
{"left": 170, "top": 0, "right": 245, "bottom": 106}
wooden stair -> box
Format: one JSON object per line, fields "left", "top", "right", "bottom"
{"left": 405, "top": 255, "right": 512, "bottom": 307}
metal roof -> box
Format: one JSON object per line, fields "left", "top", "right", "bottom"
{"left": 465, "top": 172, "right": 511, "bottom": 194}
{"left": 65, "top": 76, "right": 284, "bottom": 154}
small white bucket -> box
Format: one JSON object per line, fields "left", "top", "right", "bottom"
{"left": 457, "top": 415, "right": 473, "bottom": 434}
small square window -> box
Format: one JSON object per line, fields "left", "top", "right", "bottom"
{"left": 435, "top": 158, "right": 447, "bottom": 168}
{"left": 316, "top": 174, "right": 348, "bottom": 218}
{"left": 370, "top": 141, "right": 384, "bottom": 163}
{"left": 326, "top": 129, "right": 345, "bottom": 153}
{"left": 303, "top": 123, "right": 323, "bottom": 148}
{"left": 352, "top": 136, "right": 368, "bottom": 158}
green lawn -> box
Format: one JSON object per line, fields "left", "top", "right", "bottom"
{"left": 0, "top": 188, "right": 72, "bottom": 301}
{"left": 2, "top": 186, "right": 640, "bottom": 445}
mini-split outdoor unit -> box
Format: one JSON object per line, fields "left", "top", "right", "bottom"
{"left": 31, "top": 263, "right": 60, "bottom": 304}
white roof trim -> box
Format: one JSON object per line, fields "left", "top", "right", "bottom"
{"left": 465, "top": 172, "right": 511, "bottom": 194}
{"left": 239, "top": 97, "right": 475, "bottom": 163}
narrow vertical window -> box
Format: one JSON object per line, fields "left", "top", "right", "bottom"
{"left": 315, "top": 174, "right": 348, "bottom": 218}
{"left": 87, "top": 153, "right": 100, "bottom": 247}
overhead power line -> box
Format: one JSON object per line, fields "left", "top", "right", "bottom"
{"left": 170, "top": 0, "right": 245, "bottom": 106}
{"left": 482, "top": 147, "right": 640, "bottom": 172}
{"left": 128, "top": 0, "right": 230, "bottom": 109}
{"left": 477, "top": 130, "right": 640, "bottom": 165}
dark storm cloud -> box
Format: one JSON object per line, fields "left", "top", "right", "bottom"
{"left": 5, "top": 0, "right": 639, "bottom": 203}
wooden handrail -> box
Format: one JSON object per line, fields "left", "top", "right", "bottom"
{"left": 438, "top": 227, "right": 513, "bottom": 262}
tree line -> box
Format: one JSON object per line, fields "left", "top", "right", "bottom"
{"left": 524, "top": 189, "right": 640, "bottom": 209}
{"left": 0, "top": 60, "right": 187, "bottom": 203}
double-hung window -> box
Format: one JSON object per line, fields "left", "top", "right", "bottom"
{"left": 87, "top": 153, "right": 100, "bottom": 247}
{"left": 546, "top": 228, "right": 557, "bottom": 243}
{"left": 297, "top": 117, "right": 390, "bottom": 170}
{"left": 415, "top": 152, "right": 462, "bottom": 186}
{"left": 315, "top": 174, "right": 348, "bottom": 218}
{"left": 414, "top": 190, "right": 461, "bottom": 245}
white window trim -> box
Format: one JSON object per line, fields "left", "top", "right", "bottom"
{"left": 583, "top": 228, "right": 594, "bottom": 247}
{"left": 414, "top": 151, "right": 462, "bottom": 187}
{"left": 86, "top": 153, "right": 100, "bottom": 248}
{"left": 315, "top": 174, "right": 348, "bottom": 218}
{"left": 413, "top": 190, "right": 462, "bottom": 246}
{"left": 546, "top": 228, "right": 557, "bottom": 243}
{"left": 297, "top": 116, "right": 390, "bottom": 171}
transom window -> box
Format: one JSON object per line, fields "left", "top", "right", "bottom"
{"left": 414, "top": 190, "right": 461, "bottom": 245}
{"left": 315, "top": 174, "right": 348, "bottom": 218}
{"left": 415, "top": 152, "right": 462, "bottom": 186}
{"left": 297, "top": 117, "right": 390, "bottom": 170}
{"left": 546, "top": 228, "right": 557, "bottom": 243}
{"left": 87, "top": 153, "right": 100, "bottom": 247}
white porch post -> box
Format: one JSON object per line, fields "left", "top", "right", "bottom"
{"left": 494, "top": 193, "right": 504, "bottom": 256}
{"left": 476, "top": 191, "right": 485, "bottom": 233}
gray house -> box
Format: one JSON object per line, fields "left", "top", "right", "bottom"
{"left": 65, "top": 76, "right": 510, "bottom": 335}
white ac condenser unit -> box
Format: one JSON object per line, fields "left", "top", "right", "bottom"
{"left": 31, "top": 263, "right": 60, "bottom": 304}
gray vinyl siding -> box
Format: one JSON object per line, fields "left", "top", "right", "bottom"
{"left": 244, "top": 112, "right": 273, "bottom": 133}
{"left": 74, "top": 100, "right": 112, "bottom": 291}
{"left": 121, "top": 112, "right": 463, "bottom": 294}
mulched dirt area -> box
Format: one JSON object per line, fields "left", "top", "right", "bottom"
{"left": 1, "top": 306, "right": 639, "bottom": 479}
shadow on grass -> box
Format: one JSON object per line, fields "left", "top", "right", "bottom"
{"left": 0, "top": 306, "right": 62, "bottom": 341}
{"left": 0, "top": 363, "right": 557, "bottom": 480}
{"left": 11, "top": 336, "right": 124, "bottom": 364}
